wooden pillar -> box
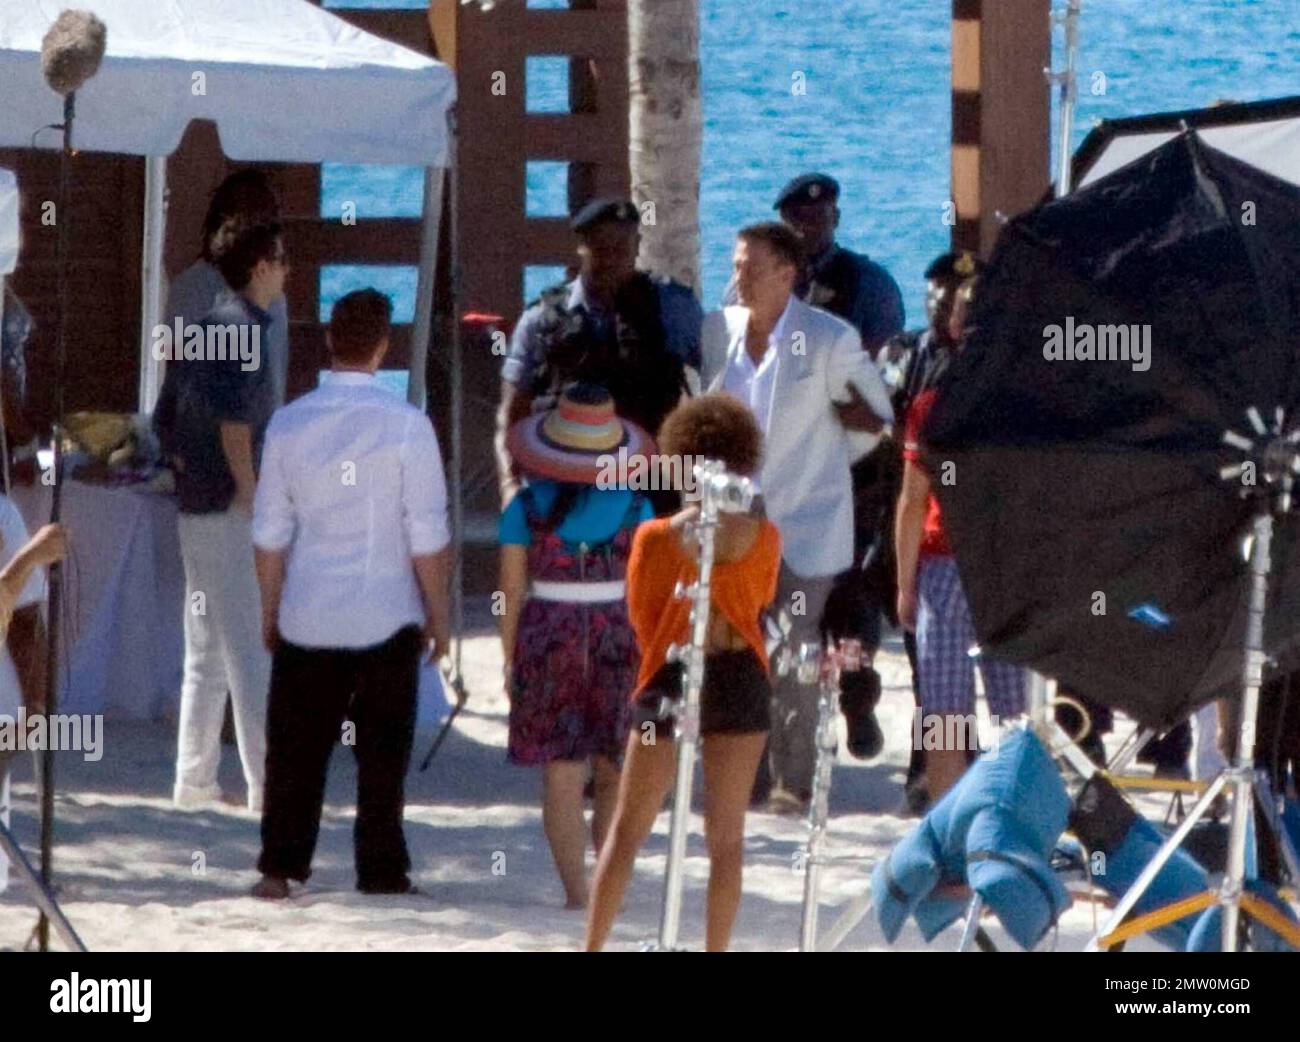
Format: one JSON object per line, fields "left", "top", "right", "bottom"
{"left": 951, "top": 0, "right": 1051, "bottom": 256}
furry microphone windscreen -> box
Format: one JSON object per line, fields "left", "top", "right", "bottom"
{"left": 41, "top": 10, "right": 108, "bottom": 96}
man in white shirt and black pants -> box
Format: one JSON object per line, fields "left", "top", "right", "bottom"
{"left": 250, "top": 290, "right": 452, "bottom": 898}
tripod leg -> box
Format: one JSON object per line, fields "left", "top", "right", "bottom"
{"left": 417, "top": 700, "right": 464, "bottom": 772}
{"left": 799, "top": 672, "right": 837, "bottom": 952}
{"left": 821, "top": 883, "right": 874, "bottom": 951}
{"left": 956, "top": 893, "right": 984, "bottom": 951}
{"left": 0, "top": 819, "right": 86, "bottom": 952}
{"left": 1087, "top": 771, "right": 1228, "bottom": 951}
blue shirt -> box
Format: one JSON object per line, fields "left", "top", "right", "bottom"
{"left": 160, "top": 293, "right": 276, "bottom": 514}
{"left": 166, "top": 260, "right": 290, "bottom": 407}
{"left": 499, "top": 481, "right": 653, "bottom": 548}
{"left": 804, "top": 244, "right": 905, "bottom": 354}
{"left": 502, "top": 275, "right": 703, "bottom": 388}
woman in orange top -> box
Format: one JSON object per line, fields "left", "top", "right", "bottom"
{"left": 585, "top": 394, "right": 781, "bottom": 951}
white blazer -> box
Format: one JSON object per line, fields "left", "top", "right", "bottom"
{"left": 702, "top": 297, "right": 894, "bottom": 579}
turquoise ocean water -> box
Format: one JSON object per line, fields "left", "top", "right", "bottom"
{"left": 321, "top": 0, "right": 1300, "bottom": 339}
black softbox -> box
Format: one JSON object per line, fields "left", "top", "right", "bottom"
{"left": 922, "top": 131, "right": 1300, "bottom": 729}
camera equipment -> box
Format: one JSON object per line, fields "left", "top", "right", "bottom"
{"left": 644, "top": 459, "right": 754, "bottom": 951}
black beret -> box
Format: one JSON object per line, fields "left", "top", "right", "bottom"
{"left": 774, "top": 173, "right": 840, "bottom": 210}
{"left": 571, "top": 197, "right": 640, "bottom": 234}
{"left": 924, "top": 250, "right": 985, "bottom": 281}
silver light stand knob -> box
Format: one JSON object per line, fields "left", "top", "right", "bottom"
{"left": 795, "top": 642, "right": 821, "bottom": 686}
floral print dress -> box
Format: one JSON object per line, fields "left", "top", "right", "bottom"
{"left": 507, "top": 489, "right": 644, "bottom": 765}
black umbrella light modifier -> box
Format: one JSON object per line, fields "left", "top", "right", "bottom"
{"left": 922, "top": 131, "right": 1300, "bottom": 730}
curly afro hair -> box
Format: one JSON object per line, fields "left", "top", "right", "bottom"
{"left": 657, "top": 393, "right": 763, "bottom": 478}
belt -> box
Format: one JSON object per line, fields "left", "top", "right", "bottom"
{"left": 530, "top": 580, "right": 626, "bottom": 603}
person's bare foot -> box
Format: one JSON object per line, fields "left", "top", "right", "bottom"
{"left": 251, "top": 875, "right": 290, "bottom": 900}
{"left": 564, "top": 892, "right": 587, "bottom": 910}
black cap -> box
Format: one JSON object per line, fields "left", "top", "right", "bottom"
{"left": 570, "top": 197, "right": 640, "bottom": 234}
{"left": 774, "top": 173, "right": 840, "bottom": 210}
{"left": 924, "top": 250, "right": 984, "bottom": 281}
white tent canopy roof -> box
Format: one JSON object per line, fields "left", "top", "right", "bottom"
{"left": 0, "top": 169, "right": 17, "bottom": 275}
{"left": 0, "top": 0, "right": 455, "bottom": 164}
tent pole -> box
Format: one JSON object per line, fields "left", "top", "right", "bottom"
{"left": 138, "top": 155, "right": 167, "bottom": 414}
{"left": 415, "top": 109, "right": 465, "bottom": 773}
{"left": 447, "top": 108, "right": 464, "bottom": 684}
{"left": 409, "top": 162, "right": 443, "bottom": 412}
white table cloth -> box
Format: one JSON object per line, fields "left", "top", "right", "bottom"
{"left": 12, "top": 478, "right": 449, "bottom": 721}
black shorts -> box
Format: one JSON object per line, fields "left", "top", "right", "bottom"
{"left": 632, "top": 649, "right": 771, "bottom": 737}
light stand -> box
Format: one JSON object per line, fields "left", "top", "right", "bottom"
{"left": 797, "top": 637, "right": 862, "bottom": 951}
{"left": 1045, "top": 0, "right": 1083, "bottom": 198}
{"left": 1085, "top": 411, "right": 1300, "bottom": 951}
{"left": 645, "top": 460, "right": 753, "bottom": 951}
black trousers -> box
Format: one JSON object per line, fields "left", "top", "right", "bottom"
{"left": 258, "top": 625, "right": 421, "bottom": 890}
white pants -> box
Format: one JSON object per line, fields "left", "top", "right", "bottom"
{"left": 174, "top": 509, "right": 269, "bottom": 811}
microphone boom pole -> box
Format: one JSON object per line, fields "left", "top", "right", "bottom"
{"left": 36, "top": 87, "right": 74, "bottom": 956}
{"left": 35, "top": 8, "right": 106, "bottom": 952}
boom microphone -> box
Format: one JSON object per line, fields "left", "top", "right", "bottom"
{"left": 40, "top": 10, "right": 107, "bottom": 97}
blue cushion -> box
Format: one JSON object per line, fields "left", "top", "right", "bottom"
{"left": 873, "top": 730, "right": 1071, "bottom": 949}
{"left": 1092, "top": 816, "right": 1208, "bottom": 949}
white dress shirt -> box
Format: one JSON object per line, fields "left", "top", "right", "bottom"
{"left": 720, "top": 299, "right": 794, "bottom": 495}
{"left": 721, "top": 299, "right": 791, "bottom": 440}
{"left": 252, "top": 371, "right": 450, "bottom": 649}
{"left": 702, "top": 298, "right": 893, "bottom": 577}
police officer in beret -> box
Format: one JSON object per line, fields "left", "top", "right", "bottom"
{"left": 880, "top": 249, "right": 982, "bottom": 409}
{"left": 774, "top": 173, "right": 905, "bottom": 354}
{"left": 496, "top": 198, "right": 702, "bottom": 510}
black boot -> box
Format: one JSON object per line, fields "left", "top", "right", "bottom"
{"left": 839, "top": 668, "right": 884, "bottom": 760}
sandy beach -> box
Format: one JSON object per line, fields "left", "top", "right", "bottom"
{"left": 0, "top": 598, "right": 1169, "bottom": 953}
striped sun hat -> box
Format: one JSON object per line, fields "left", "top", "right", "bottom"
{"left": 507, "top": 383, "right": 655, "bottom": 486}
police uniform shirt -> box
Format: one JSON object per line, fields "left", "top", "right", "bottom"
{"left": 502, "top": 276, "right": 703, "bottom": 390}
{"left": 801, "top": 244, "right": 905, "bottom": 354}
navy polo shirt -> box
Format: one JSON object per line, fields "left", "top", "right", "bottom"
{"left": 161, "top": 293, "right": 276, "bottom": 515}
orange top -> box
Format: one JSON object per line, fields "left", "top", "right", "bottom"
{"left": 626, "top": 516, "right": 783, "bottom": 699}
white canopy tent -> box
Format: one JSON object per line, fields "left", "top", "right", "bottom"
{"left": 0, "top": 3, "right": 470, "bottom": 715}
{"left": 0, "top": 0, "right": 457, "bottom": 410}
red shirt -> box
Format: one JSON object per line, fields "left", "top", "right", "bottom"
{"left": 902, "top": 389, "right": 952, "bottom": 558}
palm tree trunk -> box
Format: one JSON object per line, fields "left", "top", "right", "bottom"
{"left": 628, "top": 0, "right": 702, "bottom": 293}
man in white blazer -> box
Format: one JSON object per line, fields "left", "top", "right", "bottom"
{"left": 702, "top": 222, "right": 894, "bottom": 811}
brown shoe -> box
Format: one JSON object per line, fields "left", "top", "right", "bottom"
{"left": 250, "top": 875, "right": 290, "bottom": 900}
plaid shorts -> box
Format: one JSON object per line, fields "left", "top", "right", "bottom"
{"left": 916, "top": 555, "right": 1025, "bottom": 718}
